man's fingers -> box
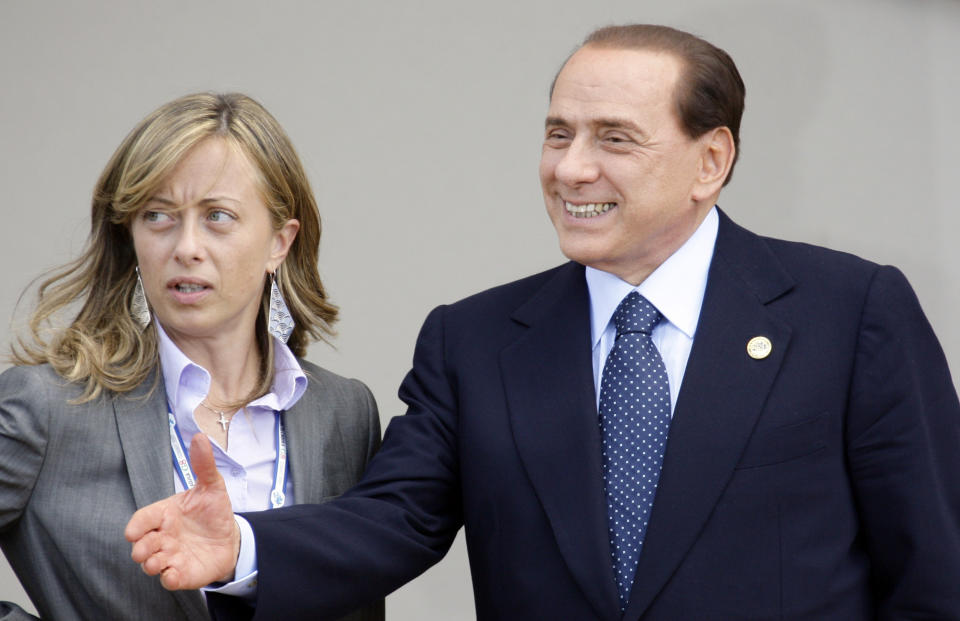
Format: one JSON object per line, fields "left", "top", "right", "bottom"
{"left": 189, "top": 432, "right": 223, "bottom": 488}
{"left": 160, "top": 566, "right": 184, "bottom": 591}
{"left": 133, "top": 533, "right": 204, "bottom": 590}
{"left": 130, "top": 529, "right": 166, "bottom": 566}
{"left": 125, "top": 499, "right": 168, "bottom": 543}
{"left": 141, "top": 547, "right": 170, "bottom": 576}
{"left": 138, "top": 544, "right": 186, "bottom": 590}
{"left": 125, "top": 435, "right": 233, "bottom": 592}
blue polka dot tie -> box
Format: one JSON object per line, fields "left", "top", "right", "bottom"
{"left": 598, "top": 291, "right": 671, "bottom": 611}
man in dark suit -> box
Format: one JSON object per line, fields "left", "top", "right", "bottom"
{"left": 128, "top": 24, "right": 960, "bottom": 620}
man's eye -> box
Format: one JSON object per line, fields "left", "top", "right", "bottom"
{"left": 604, "top": 134, "right": 629, "bottom": 144}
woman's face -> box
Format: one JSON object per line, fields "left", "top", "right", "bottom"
{"left": 130, "top": 137, "right": 298, "bottom": 349}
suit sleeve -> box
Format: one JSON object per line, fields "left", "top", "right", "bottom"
{"left": 0, "top": 366, "right": 52, "bottom": 618}
{"left": 0, "top": 366, "right": 51, "bottom": 531}
{"left": 845, "top": 265, "right": 960, "bottom": 618}
{"left": 244, "top": 306, "right": 462, "bottom": 621}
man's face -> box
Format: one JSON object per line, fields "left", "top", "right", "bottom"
{"left": 540, "top": 46, "right": 713, "bottom": 285}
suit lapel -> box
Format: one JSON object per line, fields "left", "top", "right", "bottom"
{"left": 113, "top": 372, "right": 174, "bottom": 509}
{"left": 283, "top": 377, "right": 328, "bottom": 505}
{"left": 623, "top": 212, "right": 795, "bottom": 620}
{"left": 113, "top": 371, "right": 209, "bottom": 621}
{"left": 500, "top": 262, "right": 622, "bottom": 621}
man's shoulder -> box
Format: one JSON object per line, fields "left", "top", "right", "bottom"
{"left": 412, "top": 262, "right": 585, "bottom": 342}
{"left": 763, "top": 235, "right": 881, "bottom": 280}
{"left": 445, "top": 262, "right": 581, "bottom": 314}
{"left": 718, "top": 210, "right": 885, "bottom": 285}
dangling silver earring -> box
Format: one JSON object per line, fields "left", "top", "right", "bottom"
{"left": 268, "top": 267, "right": 294, "bottom": 343}
{"left": 130, "top": 266, "right": 151, "bottom": 329}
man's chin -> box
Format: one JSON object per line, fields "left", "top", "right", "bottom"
{"left": 558, "top": 243, "right": 612, "bottom": 271}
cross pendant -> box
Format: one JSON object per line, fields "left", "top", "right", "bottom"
{"left": 217, "top": 412, "right": 230, "bottom": 432}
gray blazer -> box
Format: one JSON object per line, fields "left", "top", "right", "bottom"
{"left": 0, "top": 360, "right": 384, "bottom": 621}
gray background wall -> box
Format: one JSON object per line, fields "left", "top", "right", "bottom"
{"left": 1, "top": 0, "right": 958, "bottom": 617}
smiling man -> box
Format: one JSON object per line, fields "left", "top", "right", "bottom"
{"left": 128, "top": 25, "right": 960, "bottom": 620}
{"left": 542, "top": 44, "right": 725, "bottom": 285}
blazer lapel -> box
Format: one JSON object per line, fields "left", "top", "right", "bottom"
{"left": 113, "top": 371, "right": 209, "bottom": 621}
{"left": 113, "top": 372, "right": 174, "bottom": 509}
{"left": 283, "top": 378, "right": 327, "bottom": 505}
{"left": 500, "top": 262, "right": 622, "bottom": 621}
{"left": 623, "top": 212, "right": 796, "bottom": 620}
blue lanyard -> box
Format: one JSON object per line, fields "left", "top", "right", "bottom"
{"left": 168, "top": 409, "right": 288, "bottom": 509}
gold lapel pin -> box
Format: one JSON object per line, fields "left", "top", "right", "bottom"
{"left": 747, "top": 336, "right": 772, "bottom": 360}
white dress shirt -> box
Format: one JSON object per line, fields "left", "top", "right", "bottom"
{"left": 588, "top": 207, "right": 718, "bottom": 413}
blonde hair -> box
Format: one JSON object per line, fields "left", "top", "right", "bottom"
{"left": 13, "top": 92, "right": 338, "bottom": 403}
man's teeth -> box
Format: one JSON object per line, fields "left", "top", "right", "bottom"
{"left": 564, "top": 201, "right": 616, "bottom": 218}
{"left": 176, "top": 284, "right": 205, "bottom": 292}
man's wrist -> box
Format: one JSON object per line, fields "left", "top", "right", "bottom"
{"left": 218, "top": 515, "right": 243, "bottom": 583}
{"left": 201, "top": 515, "right": 259, "bottom": 601}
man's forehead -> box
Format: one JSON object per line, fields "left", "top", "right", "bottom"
{"left": 559, "top": 46, "right": 680, "bottom": 86}
{"left": 547, "top": 47, "right": 681, "bottom": 127}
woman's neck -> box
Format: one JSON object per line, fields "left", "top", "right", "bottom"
{"left": 164, "top": 327, "right": 262, "bottom": 408}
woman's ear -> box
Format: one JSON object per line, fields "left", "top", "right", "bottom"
{"left": 267, "top": 219, "right": 300, "bottom": 271}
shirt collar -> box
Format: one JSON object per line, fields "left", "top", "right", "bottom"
{"left": 586, "top": 206, "right": 719, "bottom": 348}
{"left": 156, "top": 321, "right": 307, "bottom": 413}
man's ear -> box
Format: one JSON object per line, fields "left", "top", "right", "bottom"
{"left": 692, "top": 127, "right": 735, "bottom": 201}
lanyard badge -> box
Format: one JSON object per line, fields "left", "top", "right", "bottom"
{"left": 168, "top": 409, "right": 288, "bottom": 509}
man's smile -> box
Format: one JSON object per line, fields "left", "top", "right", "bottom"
{"left": 564, "top": 201, "right": 617, "bottom": 218}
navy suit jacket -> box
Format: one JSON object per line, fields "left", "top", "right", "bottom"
{"left": 233, "top": 211, "right": 960, "bottom": 620}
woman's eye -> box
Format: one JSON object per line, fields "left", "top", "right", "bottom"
{"left": 208, "top": 209, "right": 234, "bottom": 223}
{"left": 142, "top": 210, "right": 172, "bottom": 223}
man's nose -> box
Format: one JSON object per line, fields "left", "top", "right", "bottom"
{"left": 554, "top": 139, "right": 601, "bottom": 186}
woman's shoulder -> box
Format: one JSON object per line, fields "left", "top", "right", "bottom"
{"left": 0, "top": 364, "right": 98, "bottom": 417}
{"left": 296, "top": 359, "right": 375, "bottom": 406}
{"left": 0, "top": 363, "right": 72, "bottom": 396}
{"left": 0, "top": 364, "right": 75, "bottom": 435}
{"left": 297, "top": 358, "right": 361, "bottom": 385}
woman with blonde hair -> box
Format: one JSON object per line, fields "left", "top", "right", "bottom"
{"left": 0, "top": 93, "right": 383, "bottom": 621}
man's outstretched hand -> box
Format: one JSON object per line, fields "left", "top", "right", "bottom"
{"left": 125, "top": 433, "right": 241, "bottom": 590}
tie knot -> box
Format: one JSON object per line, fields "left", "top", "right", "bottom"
{"left": 613, "top": 292, "right": 662, "bottom": 337}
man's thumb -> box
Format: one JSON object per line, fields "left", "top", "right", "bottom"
{"left": 189, "top": 433, "right": 222, "bottom": 488}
